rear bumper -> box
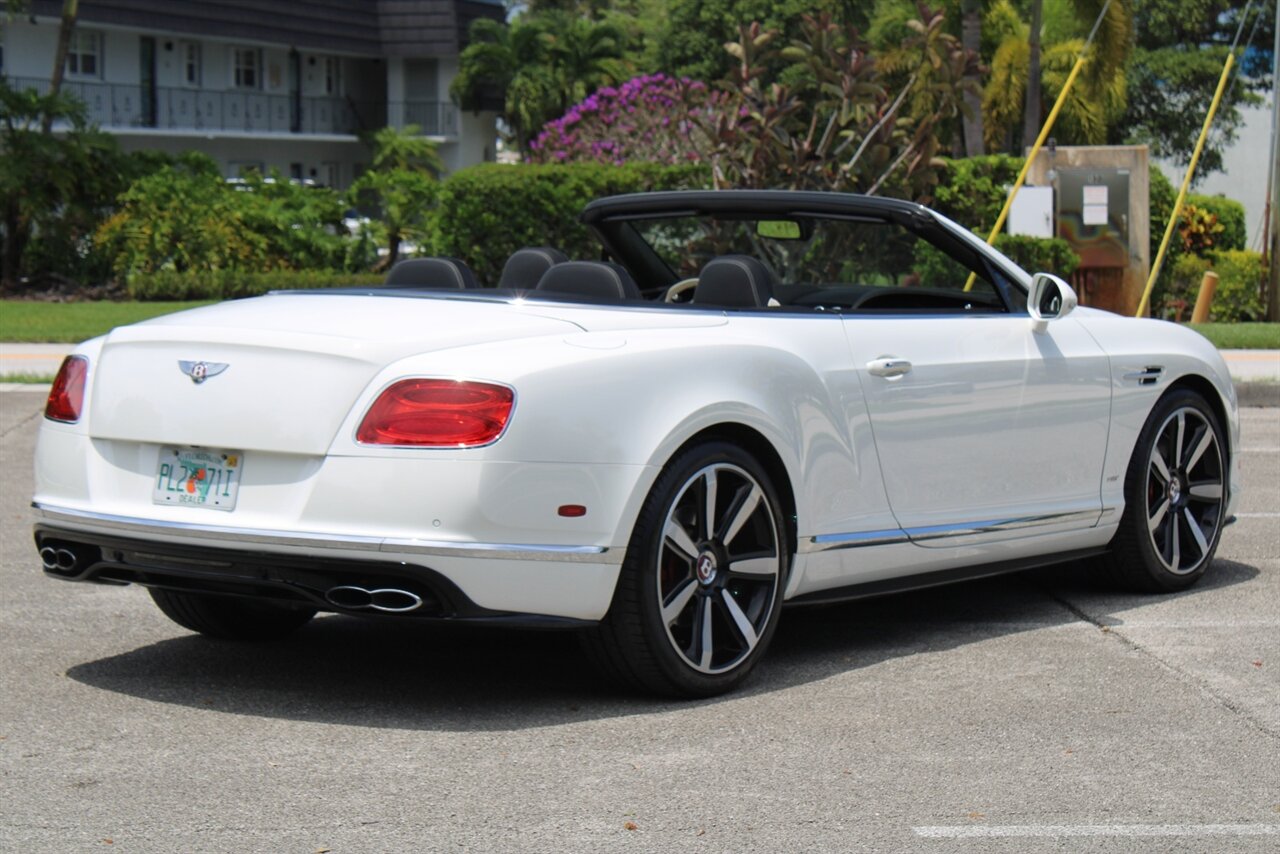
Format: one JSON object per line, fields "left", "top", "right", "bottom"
{"left": 34, "top": 504, "right": 624, "bottom": 622}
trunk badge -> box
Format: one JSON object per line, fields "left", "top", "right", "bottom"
{"left": 178, "top": 360, "right": 229, "bottom": 384}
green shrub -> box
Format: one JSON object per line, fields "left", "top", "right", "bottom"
{"left": 431, "top": 162, "right": 709, "bottom": 284}
{"left": 1148, "top": 169, "right": 1247, "bottom": 314}
{"left": 97, "top": 155, "right": 348, "bottom": 277}
{"left": 992, "top": 234, "right": 1080, "bottom": 277}
{"left": 931, "top": 155, "right": 1026, "bottom": 231}
{"left": 1189, "top": 194, "right": 1245, "bottom": 252}
{"left": 1207, "top": 249, "right": 1265, "bottom": 323}
{"left": 127, "top": 269, "right": 383, "bottom": 301}
{"left": 1160, "top": 253, "right": 1211, "bottom": 320}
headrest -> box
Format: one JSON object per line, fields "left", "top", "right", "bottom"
{"left": 535, "top": 261, "right": 642, "bottom": 301}
{"left": 693, "top": 255, "right": 776, "bottom": 308}
{"left": 497, "top": 247, "right": 569, "bottom": 290}
{"left": 384, "top": 257, "right": 477, "bottom": 289}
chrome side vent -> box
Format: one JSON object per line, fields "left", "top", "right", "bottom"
{"left": 1122, "top": 366, "right": 1164, "bottom": 386}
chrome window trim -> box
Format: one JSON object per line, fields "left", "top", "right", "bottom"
{"left": 803, "top": 509, "right": 1106, "bottom": 553}
{"left": 32, "top": 503, "right": 622, "bottom": 565}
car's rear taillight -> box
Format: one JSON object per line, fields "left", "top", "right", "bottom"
{"left": 356, "top": 379, "right": 515, "bottom": 447}
{"left": 45, "top": 356, "right": 89, "bottom": 423}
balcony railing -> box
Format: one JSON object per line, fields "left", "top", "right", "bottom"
{"left": 394, "top": 100, "right": 459, "bottom": 137}
{"left": 5, "top": 77, "right": 457, "bottom": 138}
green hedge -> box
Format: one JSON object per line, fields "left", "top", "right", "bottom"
{"left": 992, "top": 233, "right": 1080, "bottom": 277}
{"left": 127, "top": 269, "right": 384, "bottom": 301}
{"left": 431, "top": 162, "right": 710, "bottom": 284}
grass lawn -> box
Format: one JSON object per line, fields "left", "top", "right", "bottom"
{"left": 0, "top": 372, "right": 56, "bottom": 383}
{"left": 1188, "top": 323, "right": 1280, "bottom": 350}
{"left": 0, "top": 300, "right": 215, "bottom": 343}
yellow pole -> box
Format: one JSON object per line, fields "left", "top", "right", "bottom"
{"left": 965, "top": 55, "right": 1087, "bottom": 291}
{"left": 1135, "top": 51, "right": 1236, "bottom": 317}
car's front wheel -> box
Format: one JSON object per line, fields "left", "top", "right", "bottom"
{"left": 148, "top": 588, "right": 317, "bottom": 640}
{"left": 584, "top": 441, "right": 789, "bottom": 697}
{"left": 1098, "top": 388, "right": 1228, "bottom": 592}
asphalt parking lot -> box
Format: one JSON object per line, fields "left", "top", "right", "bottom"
{"left": 1, "top": 389, "right": 1277, "bottom": 852}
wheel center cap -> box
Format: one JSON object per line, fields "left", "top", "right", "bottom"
{"left": 1167, "top": 475, "right": 1183, "bottom": 504}
{"left": 695, "top": 551, "right": 719, "bottom": 586}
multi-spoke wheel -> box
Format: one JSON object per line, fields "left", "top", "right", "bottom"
{"left": 1098, "top": 389, "right": 1228, "bottom": 592}
{"left": 583, "top": 441, "right": 789, "bottom": 697}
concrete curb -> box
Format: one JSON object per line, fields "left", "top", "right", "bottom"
{"left": 1237, "top": 382, "right": 1280, "bottom": 407}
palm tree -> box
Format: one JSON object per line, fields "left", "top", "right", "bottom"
{"left": 452, "top": 13, "right": 629, "bottom": 152}
{"left": 960, "top": 0, "right": 984, "bottom": 156}
{"left": 983, "top": 0, "right": 1131, "bottom": 152}
{"left": 542, "top": 13, "right": 628, "bottom": 114}
{"left": 450, "top": 17, "right": 561, "bottom": 151}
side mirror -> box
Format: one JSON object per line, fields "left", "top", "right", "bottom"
{"left": 1028, "top": 273, "right": 1078, "bottom": 333}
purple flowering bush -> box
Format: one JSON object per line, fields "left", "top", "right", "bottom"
{"left": 528, "top": 74, "right": 719, "bottom": 166}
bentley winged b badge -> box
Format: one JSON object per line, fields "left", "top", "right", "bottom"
{"left": 178, "top": 360, "right": 230, "bottom": 384}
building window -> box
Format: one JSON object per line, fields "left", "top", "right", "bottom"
{"left": 67, "top": 30, "right": 103, "bottom": 79}
{"left": 232, "top": 47, "right": 261, "bottom": 90}
{"left": 324, "top": 57, "right": 342, "bottom": 96}
{"left": 181, "top": 42, "right": 201, "bottom": 88}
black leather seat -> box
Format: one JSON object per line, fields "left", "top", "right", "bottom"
{"left": 383, "top": 257, "right": 478, "bottom": 289}
{"left": 692, "top": 255, "right": 776, "bottom": 308}
{"left": 535, "top": 261, "right": 642, "bottom": 301}
{"left": 497, "top": 247, "right": 568, "bottom": 290}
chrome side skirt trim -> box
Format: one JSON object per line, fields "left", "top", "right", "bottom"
{"left": 32, "top": 503, "right": 622, "bottom": 565}
{"left": 805, "top": 529, "right": 910, "bottom": 552}
{"left": 803, "top": 509, "right": 1104, "bottom": 553}
{"left": 904, "top": 509, "right": 1101, "bottom": 542}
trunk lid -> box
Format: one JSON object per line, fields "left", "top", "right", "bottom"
{"left": 88, "top": 293, "right": 581, "bottom": 454}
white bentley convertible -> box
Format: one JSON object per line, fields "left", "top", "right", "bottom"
{"left": 33, "top": 191, "right": 1239, "bottom": 697}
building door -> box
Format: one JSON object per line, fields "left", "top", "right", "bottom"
{"left": 139, "top": 36, "right": 157, "bottom": 128}
{"left": 289, "top": 48, "right": 301, "bottom": 133}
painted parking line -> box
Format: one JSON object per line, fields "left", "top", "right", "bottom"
{"left": 913, "top": 824, "right": 1280, "bottom": 839}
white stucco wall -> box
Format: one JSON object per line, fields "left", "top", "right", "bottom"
{"left": 1155, "top": 101, "right": 1274, "bottom": 250}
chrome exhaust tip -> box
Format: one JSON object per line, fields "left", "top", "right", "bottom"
{"left": 325, "top": 585, "right": 423, "bottom": 613}
{"left": 40, "top": 546, "right": 79, "bottom": 572}
{"left": 368, "top": 588, "right": 424, "bottom": 613}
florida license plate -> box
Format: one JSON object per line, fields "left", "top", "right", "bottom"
{"left": 153, "top": 448, "right": 242, "bottom": 511}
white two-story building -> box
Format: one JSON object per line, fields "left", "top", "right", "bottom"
{"left": 1, "top": 0, "right": 504, "bottom": 186}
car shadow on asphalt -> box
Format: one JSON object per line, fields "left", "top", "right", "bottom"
{"left": 64, "top": 558, "right": 1260, "bottom": 730}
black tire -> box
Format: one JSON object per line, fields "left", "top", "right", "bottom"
{"left": 148, "top": 588, "right": 316, "bottom": 640}
{"left": 1096, "top": 388, "right": 1228, "bottom": 592}
{"left": 583, "top": 441, "right": 789, "bottom": 697}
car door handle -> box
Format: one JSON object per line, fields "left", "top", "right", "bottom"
{"left": 866, "top": 358, "right": 912, "bottom": 378}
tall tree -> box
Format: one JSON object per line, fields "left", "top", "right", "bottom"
{"left": 1022, "top": 0, "right": 1042, "bottom": 149}
{"left": 983, "top": 0, "right": 1131, "bottom": 152}
{"left": 960, "top": 0, "right": 984, "bottom": 155}
{"left": 1108, "top": 0, "right": 1270, "bottom": 177}
{"left": 542, "top": 12, "right": 628, "bottom": 113}
{"left": 42, "top": 0, "right": 81, "bottom": 133}
{"left": 452, "top": 13, "right": 628, "bottom": 151}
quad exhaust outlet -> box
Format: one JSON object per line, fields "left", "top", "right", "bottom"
{"left": 325, "top": 585, "right": 424, "bottom": 613}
